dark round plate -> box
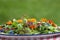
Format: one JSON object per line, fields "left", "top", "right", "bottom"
{"left": 0, "top": 32, "right": 60, "bottom": 36}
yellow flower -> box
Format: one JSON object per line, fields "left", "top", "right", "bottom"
{"left": 31, "top": 18, "right": 36, "bottom": 22}
{"left": 41, "top": 18, "right": 47, "bottom": 22}
{"left": 27, "top": 19, "right": 30, "bottom": 22}
{"left": 17, "top": 19, "right": 23, "bottom": 23}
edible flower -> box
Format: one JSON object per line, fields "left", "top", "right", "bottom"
{"left": 29, "top": 25, "right": 36, "bottom": 30}
{"left": 47, "top": 20, "right": 54, "bottom": 24}
{"left": 30, "top": 18, "right": 36, "bottom": 22}
{"left": 6, "top": 21, "right": 12, "bottom": 25}
{"left": 47, "top": 20, "right": 57, "bottom": 27}
{"left": 17, "top": 19, "right": 23, "bottom": 23}
{"left": 41, "top": 18, "right": 47, "bottom": 22}
{"left": 27, "top": 19, "right": 31, "bottom": 22}
{"left": 52, "top": 23, "right": 57, "bottom": 27}
{"left": 0, "top": 26, "right": 3, "bottom": 30}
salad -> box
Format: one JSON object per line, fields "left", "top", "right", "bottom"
{"left": 0, "top": 17, "right": 59, "bottom": 35}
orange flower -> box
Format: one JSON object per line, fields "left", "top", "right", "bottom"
{"left": 0, "top": 26, "right": 3, "bottom": 30}
{"left": 27, "top": 19, "right": 31, "bottom": 23}
{"left": 6, "top": 21, "right": 12, "bottom": 25}
{"left": 47, "top": 20, "right": 57, "bottom": 27}
{"left": 29, "top": 25, "right": 36, "bottom": 30}
{"left": 52, "top": 23, "right": 57, "bottom": 27}
{"left": 31, "top": 18, "right": 36, "bottom": 22}
{"left": 41, "top": 18, "right": 47, "bottom": 22}
{"left": 47, "top": 20, "right": 54, "bottom": 24}
{"left": 17, "top": 19, "right": 23, "bottom": 23}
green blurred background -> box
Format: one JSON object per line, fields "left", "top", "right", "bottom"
{"left": 0, "top": 0, "right": 60, "bottom": 25}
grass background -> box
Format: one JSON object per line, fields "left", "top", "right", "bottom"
{"left": 0, "top": 0, "right": 60, "bottom": 25}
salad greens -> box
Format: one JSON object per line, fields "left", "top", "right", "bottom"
{"left": 0, "top": 17, "right": 59, "bottom": 35}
